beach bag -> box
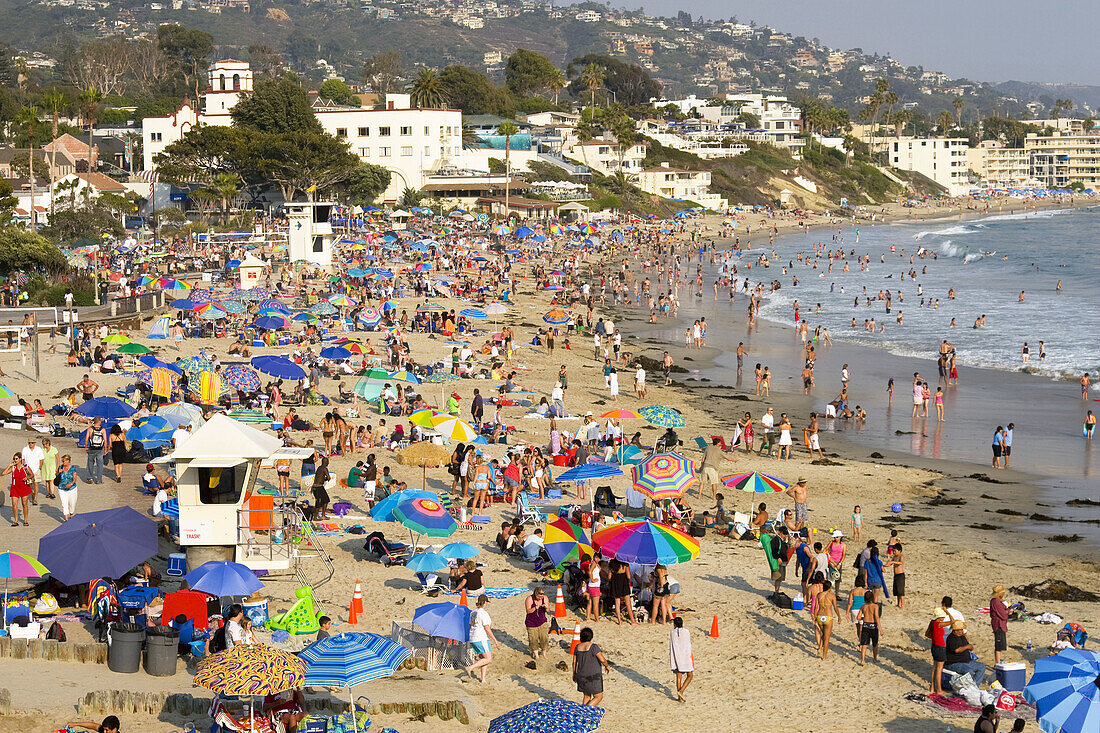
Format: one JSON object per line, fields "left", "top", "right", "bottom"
{"left": 209, "top": 625, "right": 228, "bottom": 653}
{"left": 689, "top": 524, "right": 705, "bottom": 538}
{"left": 45, "top": 620, "right": 66, "bottom": 642}
{"left": 770, "top": 591, "right": 793, "bottom": 609}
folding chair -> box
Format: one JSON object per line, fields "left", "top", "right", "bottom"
{"left": 515, "top": 492, "right": 547, "bottom": 524}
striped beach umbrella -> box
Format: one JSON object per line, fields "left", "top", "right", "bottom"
{"left": 221, "top": 364, "right": 262, "bottom": 392}
{"left": 357, "top": 307, "right": 382, "bottom": 328}
{"left": 631, "top": 451, "right": 697, "bottom": 501}
{"left": 555, "top": 462, "right": 623, "bottom": 483}
{"left": 394, "top": 496, "right": 457, "bottom": 541}
{"left": 299, "top": 632, "right": 412, "bottom": 687}
{"left": 459, "top": 308, "right": 487, "bottom": 320}
{"left": 721, "top": 471, "right": 788, "bottom": 494}
{"left": 489, "top": 700, "right": 604, "bottom": 733}
{"left": 258, "top": 298, "right": 289, "bottom": 313}
{"left": 542, "top": 309, "right": 569, "bottom": 325}
{"left": 543, "top": 517, "right": 592, "bottom": 569}
{"left": 416, "top": 302, "right": 446, "bottom": 313}
{"left": 194, "top": 303, "right": 228, "bottom": 320}
{"left": 1024, "top": 648, "right": 1100, "bottom": 733}
{"left": 328, "top": 294, "right": 357, "bottom": 307}
{"left": 292, "top": 312, "right": 319, "bottom": 324}
{"left": 592, "top": 520, "right": 700, "bottom": 565}
{"left": 409, "top": 408, "right": 449, "bottom": 429}
{"left": 388, "top": 369, "right": 421, "bottom": 384}
{"left": 600, "top": 409, "right": 642, "bottom": 419}
{"left": 430, "top": 416, "right": 478, "bottom": 442}
{"left": 0, "top": 384, "right": 18, "bottom": 399}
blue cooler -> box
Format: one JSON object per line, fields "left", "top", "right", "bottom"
{"left": 995, "top": 662, "right": 1027, "bottom": 691}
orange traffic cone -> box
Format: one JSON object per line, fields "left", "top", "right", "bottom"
{"left": 352, "top": 580, "right": 364, "bottom": 615}
{"left": 460, "top": 588, "right": 468, "bottom": 607}
{"left": 709, "top": 615, "right": 719, "bottom": 639}
{"left": 569, "top": 622, "right": 582, "bottom": 655}
{"left": 348, "top": 600, "right": 359, "bottom": 625}
{"left": 554, "top": 584, "right": 567, "bottom": 620}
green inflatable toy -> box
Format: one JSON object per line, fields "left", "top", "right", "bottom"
{"left": 266, "top": 586, "right": 322, "bottom": 635}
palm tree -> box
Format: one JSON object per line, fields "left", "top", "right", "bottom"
{"left": 580, "top": 63, "right": 605, "bottom": 107}
{"left": 937, "top": 110, "right": 954, "bottom": 135}
{"left": 892, "top": 109, "right": 913, "bottom": 138}
{"left": 952, "top": 96, "right": 965, "bottom": 125}
{"left": 496, "top": 120, "right": 519, "bottom": 219}
{"left": 547, "top": 68, "right": 567, "bottom": 105}
{"left": 409, "top": 68, "right": 447, "bottom": 109}
{"left": 842, "top": 133, "right": 861, "bottom": 168}
{"left": 16, "top": 106, "right": 39, "bottom": 229}
{"left": 78, "top": 87, "right": 103, "bottom": 209}
{"left": 42, "top": 89, "right": 66, "bottom": 218}
{"left": 207, "top": 173, "right": 241, "bottom": 225}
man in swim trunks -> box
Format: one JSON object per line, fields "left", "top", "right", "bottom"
{"left": 786, "top": 477, "right": 809, "bottom": 529}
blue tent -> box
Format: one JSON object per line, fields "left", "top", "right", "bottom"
{"left": 147, "top": 316, "right": 171, "bottom": 339}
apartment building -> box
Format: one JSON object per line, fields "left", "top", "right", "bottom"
{"left": 1025, "top": 132, "right": 1100, "bottom": 189}
{"left": 889, "top": 137, "right": 971, "bottom": 196}
{"left": 653, "top": 93, "right": 805, "bottom": 158}
{"left": 565, "top": 138, "right": 647, "bottom": 176}
{"left": 637, "top": 162, "right": 727, "bottom": 209}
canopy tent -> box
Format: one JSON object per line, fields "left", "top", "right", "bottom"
{"left": 147, "top": 316, "right": 171, "bottom": 339}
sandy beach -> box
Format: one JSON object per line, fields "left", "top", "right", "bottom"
{"left": 0, "top": 202, "right": 1098, "bottom": 733}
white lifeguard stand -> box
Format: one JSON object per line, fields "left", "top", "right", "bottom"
{"left": 388, "top": 208, "right": 413, "bottom": 231}
{"left": 286, "top": 201, "right": 335, "bottom": 266}
{"left": 170, "top": 414, "right": 318, "bottom": 573}
{"left": 238, "top": 253, "right": 267, "bottom": 290}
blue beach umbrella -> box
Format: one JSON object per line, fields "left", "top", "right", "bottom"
{"left": 556, "top": 462, "right": 623, "bottom": 482}
{"left": 185, "top": 560, "right": 264, "bottom": 597}
{"left": 37, "top": 506, "right": 157, "bottom": 586}
{"left": 438, "top": 541, "right": 480, "bottom": 560}
{"left": 127, "top": 415, "right": 174, "bottom": 447}
{"left": 253, "top": 315, "right": 289, "bottom": 330}
{"left": 300, "top": 631, "right": 412, "bottom": 687}
{"left": 1025, "top": 648, "right": 1100, "bottom": 733}
{"left": 74, "top": 396, "right": 137, "bottom": 421}
{"left": 406, "top": 551, "right": 449, "bottom": 574}
{"left": 488, "top": 699, "right": 604, "bottom": 733}
{"left": 250, "top": 355, "right": 306, "bottom": 380}
{"left": 412, "top": 601, "right": 472, "bottom": 641}
{"left": 370, "top": 489, "right": 438, "bottom": 523}
{"left": 320, "top": 346, "right": 353, "bottom": 360}
{"left": 459, "top": 308, "right": 487, "bottom": 320}
{"left": 137, "top": 354, "right": 184, "bottom": 375}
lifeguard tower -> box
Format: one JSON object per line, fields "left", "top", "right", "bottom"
{"left": 169, "top": 414, "right": 333, "bottom": 584}
{"left": 285, "top": 201, "right": 335, "bottom": 266}
{"left": 238, "top": 253, "right": 267, "bottom": 290}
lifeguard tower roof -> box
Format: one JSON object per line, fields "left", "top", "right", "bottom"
{"left": 172, "top": 413, "right": 283, "bottom": 461}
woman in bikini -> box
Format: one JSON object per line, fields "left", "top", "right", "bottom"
{"left": 813, "top": 579, "right": 841, "bottom": 660}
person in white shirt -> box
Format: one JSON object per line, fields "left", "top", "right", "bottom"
{"left": 551, "top": 382, "right": 565, "bottom": 416}
{"left": 634, "top": 365, "right": 647, "bottom": 398}
{"left": 171, "top": 424, "right": 191, "bottom": 449}
{"left": 21, "top": 438, "right": 45, "bottom": 504}
{"left": 464, "top": 595, "right": 498, "bottom": 682}
{"left": 224, "top": 605, "right": 245, "bottom": 647}
{"left": 152, "top": 486, "right": 169, "bottom": 516}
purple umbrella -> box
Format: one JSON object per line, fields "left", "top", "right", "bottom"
{"left": 38, "top": 506, "right": 158, "bottom": 585}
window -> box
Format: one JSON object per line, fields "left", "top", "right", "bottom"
{"left": 424, "top": 126, "right": 430, "bottom": 135}
{"left": 400, "top": 126, "right": 412, "bottom": 136}
{"left": 313, "top": 235, "right": 325, "bottom": 253}
{"left": 378, "top": 127, "right": 391, "bottom": 136}
{"left": 336, "top": 128, "right": 347, "bottom": 138}
{"left": 424, "top": 145, "right": 431, "bottom": 156}
{"left": 380, "top": 147, "right": 391, "bottom": 157}
{"left": 150, "top": 132, "right": 163, "bottom": 142}
{"left": 358, "top": 127, "right": 369, "bottom": 136}
{"left": 401, "top": 146, "right": 414, "bottom": 156}
{"left": 358, "top": 147, "right": 370, "bottom": 156}
{"left": 197, "top": 465, "right": 245, "bottom": 505}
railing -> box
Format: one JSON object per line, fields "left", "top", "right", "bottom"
{"left": 236, "top": 496, "right": 336, "bottom": 596}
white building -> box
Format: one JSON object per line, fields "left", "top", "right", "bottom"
{"left": 1025, "top": 132, "right": 1100, "bottom": 189}
{"left": 652, "top": 93, "right": 805, "bottom": 158}
{"left": 889, "top": 137, "right": 971, "bottom": 196}
{"left": 636, "top": 162, "right": 727, "bottom": 210}
{"left": 143, "top": 63, "right": 463, "bottom": 203}
{"left": 564, "top": 138, "right": 648, "bottom": 176}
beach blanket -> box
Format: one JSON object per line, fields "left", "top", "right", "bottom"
{"left": 447, "top": 587, "right": 528, "bottom": 599}
{"left": 919, "top": 693, "right": 1035, "bottom": 720}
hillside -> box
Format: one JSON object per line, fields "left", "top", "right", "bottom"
{"left": 0, "top": 0, "right": 1063, "bottom": 120}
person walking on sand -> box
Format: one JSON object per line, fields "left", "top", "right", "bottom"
{"left": 776, "top": 413, "right": 791, "bottom": 459}
{"left": 662, "top": 351, "right": 674, "bottom": 386}
{"left": 464, "top": 595, "right": 499, "bottom": 683}
{"left": 855, "top": 590, "right": 881, "bottom": 665}
{"left": 1082, "top": 373, "right": 1091, "bottom": 400}
{"left": 523, "top": 587, "right": 551, "bottom": 662}
{"left": 669, "top": 617, "right": 693, "bottom": 702}
{"left": 2, "top": 453, "right": 33, "bottom": 526}
{"left": 83, "top": 418, "right": 107, "bottom": 485}
{"left": 785, "top": 476, "right": 809, "bottom": 529}
{"left": 882, "top": 543, "right": 906, "bottom": 609}
{"left": 573, "top": 627, "right": 610, "bottom": 706}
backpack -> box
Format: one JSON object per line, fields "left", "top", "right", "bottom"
{"left": 89, "top": 430, "right": 105, "bottom": 450}
{"left": 45, "top": 620, "right": 67, "bottom": 642}
{"left": 209, "top": 624, "right": 228, "bottom": 653}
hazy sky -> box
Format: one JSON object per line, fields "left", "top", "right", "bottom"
{"left": 629, "top": 1, "right": 1097, "bottom": 86}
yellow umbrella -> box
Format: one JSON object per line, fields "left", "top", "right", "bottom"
{"left": 429, "top": 416, "right": 478, "bottom": 443}
{"left": 103, "top": 335, "right": 132, "bottom": 344}
{"left": 409, "top": 408, "right": 448, "bottom": 429}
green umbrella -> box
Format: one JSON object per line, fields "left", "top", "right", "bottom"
{"left": 117, "top": 343, "right": 153, "bottom": 355}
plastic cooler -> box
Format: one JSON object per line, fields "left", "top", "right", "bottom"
{"left": 995, "top": 662, "right": 1027, "bottom": 691}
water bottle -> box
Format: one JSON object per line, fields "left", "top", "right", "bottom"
{"left": 1027, "top": 638, "right": 1032, "bottom": 651}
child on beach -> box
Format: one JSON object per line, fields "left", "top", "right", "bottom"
{"left": 856, "top": 591, "right": 881, "bottom": 665}
{"left": 882, "top": 543, "right": 906, "bottom": 609}
{"left": 886, "top": 377, "right": 894, "bottom": 406}
{"left": 851, "top": 506, "right": 862, "bottom": 540}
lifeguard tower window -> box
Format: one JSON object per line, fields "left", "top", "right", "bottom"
{"left": 313, "top": 236, "right": 325, "bottom": 253}
{"left": 198, "top": 465, "right": 245, "bottom": 505}
{"left": 313, "top": 205, "right": 332, "bottom": 223}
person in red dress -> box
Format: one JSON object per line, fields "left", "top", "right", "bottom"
{"left": 2, "top": 453, "right": 33, "bottom": 526}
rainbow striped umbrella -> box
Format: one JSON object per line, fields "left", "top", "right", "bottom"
{"left": 357, "top": 307, "right": 382, "bottom": 327}
{"left": 631, "top": 451, "right": 697, "bottom": 501}
{"left": 328, "top": 294, "right": 357, "bottom": 307}
{"left": 194, "top": 303, "right": 228, "bottom": 320}
{"left": 491, "top": 225, "right": 511, "bottom": 236}
{"left": 543, "top": 517, "right": 592, "bottom": 568}
{"left": 600, "top": 409, "right": 642, "bottom": 419}
{"left": 158, "top": 278, "right": 192, "bottom": 292}
{"left": 393, "top": 496, "right": 457, "bottom": 539}
{"left": 1, "top": 550, "right": 50, "bottom": 631}
{"left": 542, "top": 309, "right": 569, "bottom": 325}
{"left": 416, "top": 302, "right": 446, "bottom": 313}
{"left": 592, "top": 520, "right": 700, "bottom": 565}
{"left": 721, "top": 471, "right": 788, "bottom": 494}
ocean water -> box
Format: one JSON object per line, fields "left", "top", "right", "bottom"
{"left": 748, "top": 206, "right": 1100, "bottom": 379}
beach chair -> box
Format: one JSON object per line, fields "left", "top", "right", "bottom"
{"left": 416, "top": 572, "right": 448, "bottom": 596}
{"left": 693, "top": 437, "right": 709, "bottom": 452}
{"left": 710, "top": 435, "right": 735, "bottom": 452}
{"left": 363, "top": 531, "right": 410, "bottom": 566}
{"left": 515, "top": 492, "right": 547, "bottom": 525}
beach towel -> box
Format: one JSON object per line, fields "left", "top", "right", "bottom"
{"left": 150, "top": 368, "right": 174, "bottom": 398}
{"left": 447, "top": 587, "right": 528, "bottom": 599}
{"left": 199, "top": 371, "right": 225, "bottom": 405}
{"left": 669, "top": 627, "right": 694, "bottom": 672}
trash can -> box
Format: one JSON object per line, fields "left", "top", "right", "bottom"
{"left": 144, "top": 625, "right": 180, "bottom": 676}
{"left": 107, "top": 623, "right": 145, "bottom": 673}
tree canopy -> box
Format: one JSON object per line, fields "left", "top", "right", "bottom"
{"left": 439, "top": 65, "right": 508, "bottom": 115}
{"left": 232, "top": 74, "right": 322, "bottom": 134}
{"left": 319, "top": 78, "right": 359, "bottom": 107}
{"left": 332, "top": 163, "right": 392, "bottom": 207}
{"left": 0, "top": 226, "right": 70, "bottom": 273}
{"left": 566, "top": 55, "right": 661, "bottom": 106}
{"left": 505, "top": 49, "right": 558, "bottom": 97}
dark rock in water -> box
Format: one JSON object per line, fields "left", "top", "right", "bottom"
{"left": 968, "top": 473, "right": 1005, "bottom": 484}
{"left": 701, "top": 378, "right": 711, "bottom": 383}
{"left": 869, "top": 452, "right": 884, "bottom": 459}
{"left": 1066, "top": 498, "right": 1100, "bottom": 507}
{"left": 636, "top": 354, "right": 687, "bottom": 374}
{"left": 1029, "top": 513, "right": 1061, "bottom": 522}
{"left": 1011, "top": 579, "right": 1100, "bottom": 603}
{"left": 1047, "top": 535, "right": 1082, "bottom": 543}
{"left": 995, "top": 508, "right": 1025, "bottom": 516}
{"left": 928, "top": 495, "right": 966, "bottom": 506}
{"left": 895, "top": 430, "right": 920, "bottom": 435}
{"left": 968, "top": 523, "right": 999, "bottom": 531}
{"left": 980, "top": 494, "right": 1001, "bottom": 501}
{"left": 682, "top": 356, "right": 693, "bottom": 361}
